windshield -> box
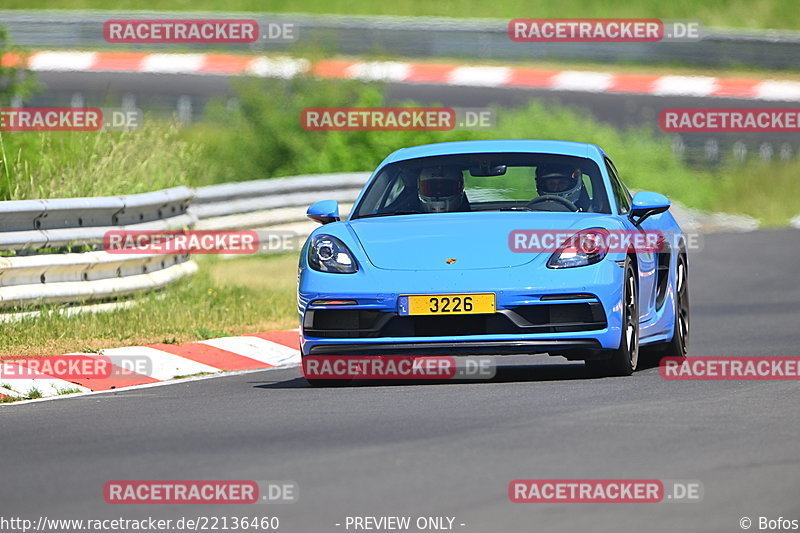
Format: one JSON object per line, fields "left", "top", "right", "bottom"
{"left": 351, "top": 152, "right": 611, "bottom": 219}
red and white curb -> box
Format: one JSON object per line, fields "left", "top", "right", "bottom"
{"left": 3, "top": 50, "right": 800, "bottom": 101}
{"left": 0, "top": 330, "right": 300, "bottom": 404}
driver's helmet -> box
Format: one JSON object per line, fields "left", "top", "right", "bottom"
{"left": 418, "top": 167, "right": 464, "bottom": 213}
{"left": 535, "top": 164, "right": 584, "bottom": 205}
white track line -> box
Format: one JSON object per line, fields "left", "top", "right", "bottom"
{"left": 141, "top": 53, "right": 206, "bottom": 74}
{"left": 246, "top": 57, "right": 310, "bottom": 78}
{"left": 448, "top": 66, "right": 512, "bottom": 87}
{"left": 98, "top": 346, "right": 220, "bottom": 380}
{"left": 550, "top": 71, "right": 615, "bottom": 92}
{"left": 0, "top": 362, "right": 92, "bottom": 398}
{"left": 200, "top": 336, "right": 301, "bottom": 367}
{"left": 345, "top": 61, "right": 411, "bottom": 82}
{"left": 754, "top": 80, "right": 800, "bottom": 101}
{"left": 652, "top": 75, "right": 718, "bottom": 97}
{"left": 29, "top": 51, "right": 98, "bottom": 71}
{"left": 0, "top": 364, "right": 300, "bottom": 407}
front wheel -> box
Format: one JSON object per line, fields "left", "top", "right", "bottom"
{"left": 586, "top": 260, "right": 639, "bottom": 377}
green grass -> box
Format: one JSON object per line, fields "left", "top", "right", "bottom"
{"left": 55, "top": 386, "right": 84, "bottom": 395}
{"left": 0, "top": 254, "right": 298, "bottom": 357}
{"left": 189, "top": 76, "right": 797, "bottom": 223}
{"left": 193, "top": 77, "right": 720, "bottom": 209}
{"left": 0, "top": 385, "right": 83, "bottom": 403}
{"left": 4, "top": 0, "right": 800, "bottom": 30}
{"left": 26, "top": 387, "right": 42, "bottom": 399}
{"left": 172, "top": 372, "right": 214, "bottom": 379}
{"left": 1, "top": 75, "right": 795, "bottom": 222}
{"left": 713, "top": 159, "right": 800, "bottom": 227}
{"left": 0, "top": 122, "right": 209, "bottom": 200}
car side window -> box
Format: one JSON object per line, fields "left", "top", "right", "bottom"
{"left": 604, "top": 158, "right": 632, "bottom": 214}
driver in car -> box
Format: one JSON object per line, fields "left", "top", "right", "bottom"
{"left": 534, "top": 164, "right": 591, "bottom": 211}
{"left": 418, "top": 167, "right": 471, "bottom": 213}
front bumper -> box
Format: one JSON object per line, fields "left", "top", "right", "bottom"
{"left": 299, "top": 257, "right": 626, "bottom": 357}
{"left": 304, "top": 338, "right": 603, "bottom": 356}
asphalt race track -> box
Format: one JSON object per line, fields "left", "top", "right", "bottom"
{"left": 2, "top": 229, "right": 799, "bottom": 532}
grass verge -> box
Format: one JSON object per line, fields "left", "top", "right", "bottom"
{"left": 0, "top": 254, "right": 299, "bottom": 358}
{"left": 2, "top": 75, "right": 797, "bottom": 222}
{"left": 712, "top": 159, "right": 800, "bottom": 226}
{"left": 0, "top": 121, "right": 210, "bottom": 200}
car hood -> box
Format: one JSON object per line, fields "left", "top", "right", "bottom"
{"left": 348, "top": 211, "right": 615, "bottom": 271}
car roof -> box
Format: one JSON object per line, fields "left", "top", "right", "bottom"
{"left": 379, "top": 139, "right": 606, "bottom": 168}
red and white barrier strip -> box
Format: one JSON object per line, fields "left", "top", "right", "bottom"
{"left": 3, "top": 50, "right": 800, "bottom": 101}
{"left": 0, "top": 330, "right": 300, "bottom": 402}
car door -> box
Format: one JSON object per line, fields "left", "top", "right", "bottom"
{"left": 604, "top": 157, "right": 659, "bottom": 325}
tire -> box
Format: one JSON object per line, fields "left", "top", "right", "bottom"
{"left": 643, "top": 252, "right": 690, "bottom": 361}
{"left": 586, "top": 259, "right": 639, "bottom": 377}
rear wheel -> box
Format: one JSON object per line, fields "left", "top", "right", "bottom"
{"left": 586, "top": 260, "right": 639, "bottom": 377}
{"left": 643, "top": 253, "right": 689, "bottom": 361}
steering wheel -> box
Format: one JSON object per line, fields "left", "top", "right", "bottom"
{"left": 526, "top": 195, "right": 578, "bottom": 212}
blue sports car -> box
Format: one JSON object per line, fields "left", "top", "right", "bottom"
{"left": 298, "top": 140, "right": 689, "bottom": 384}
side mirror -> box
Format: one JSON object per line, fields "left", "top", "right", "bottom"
{"left": 307, "top": 200, "right": 341, "bottom": 225}
{"left": 629, "top": 191, "right": 670, "bottom": 225}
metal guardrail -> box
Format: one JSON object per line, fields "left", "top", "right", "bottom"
{"left": 0, "top": 187, "right": 195, "bottom": 250}
{"left": 0, "top": 173, "right": 369, "bottom": 312}
{"left": 0, "top": 186, "right": 197, "bottom": 309}
{"left": 2, "top": 10, "right": 800, "bottom": 69}
{"left": 192, "top": 173, "right": 368, "bottom": 231}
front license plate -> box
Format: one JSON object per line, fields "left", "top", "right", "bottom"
{"left": 400, "top": 293, "right": 496, "bottom": 316}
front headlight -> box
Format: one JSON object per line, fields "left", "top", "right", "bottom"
{"left": 547, "top": 228, "right": 608, "bottom": 269}
{"left": 308, "top": 235, "right": 358, "bottom": 273}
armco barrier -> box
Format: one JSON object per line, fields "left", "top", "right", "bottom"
{"left": 0, "top": 186, "right": 196, "bottom": 310}
{"left": 191, "top": 172, "right": 369, "bottom": 231}
{"left": 2, "top": 10, "right": 800, "bottom": 69}
{"left": 0, "top": 173, "right": 370, "bottom": 312}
